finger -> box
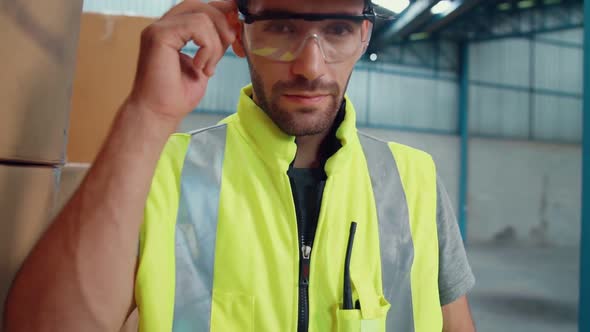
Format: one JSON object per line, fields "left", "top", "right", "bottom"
{"left": 191, "top": 13, "right": 231, "bottom": 75}
{"left": 175, "top": 12, "right": 230, "bottom": 76}
{"left": 179, "top": 52, "right": 201, "bottom": 80}
{"left": 141, "top": 15, "right": 211, "bottom": 55}
{"left": 163, "top": 0, "right": 236, "bottom": 19}
{"left": 201, "top": 32, "right": 225, "bottom": 77}
{"left": 177, "top": 5, "right": 237, "bottom": 47}
{"left": 148, "top": 15, "right": 220, "bottom": 71}
{"left": 178, "top": 15, "right": 224, "bottom": 75}
{"left": 191, "top": 28, "right": 216, "bottom": 71}
{"left": 210, "top": 1, "right": 241, "bottom": 43}
{"left": 200, "top": 3, "right": 239, "bottom": 74}
{"left": 193, "top": 41, "right": 216, "bottom": 74}
{"left": 149, "top": 12, "right": 228, "bottom": 75}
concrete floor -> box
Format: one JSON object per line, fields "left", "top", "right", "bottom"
{"left": 467, "top": 242, "right": 580, "bottom": 332}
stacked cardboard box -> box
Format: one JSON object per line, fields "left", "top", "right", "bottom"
{"left": 68, "top": 13, "right": 155, "bottom": 163}
{"left": 1, "top": 9, "right": 156, "bottom": 326}
{"left": 0, "top": 0, "right": 83, "bottom": 327}
{"left": 0, "top": 165, "right": 60, "bottom": 323}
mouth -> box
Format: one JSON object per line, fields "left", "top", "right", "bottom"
{"left": 281, "top": 93, "right": 331, "bottom": 105}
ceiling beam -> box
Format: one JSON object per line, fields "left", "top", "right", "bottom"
{"left": 422, "top": 0, "right": 488, "bottom": 34}
{"left": 370, "top": 0, "right": 439, "bottom": 50}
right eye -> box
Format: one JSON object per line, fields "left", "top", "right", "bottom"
{"left": 263, "top": 21, "right": 295, "bottom": 34}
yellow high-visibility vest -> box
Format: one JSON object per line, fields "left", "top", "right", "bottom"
{"left": 136, "top": 85, "right": 442, "bottom": 332}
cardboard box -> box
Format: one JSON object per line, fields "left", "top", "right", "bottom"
{"left": 68, "top": 14, "right": 155, "bottom": 163}
{"left": 0, "top": 0, "right": 83, "bottom": 164}
{"left": 0, "top": 164, "right": 60, "bottom": 326}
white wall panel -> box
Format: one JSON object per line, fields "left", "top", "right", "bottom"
{"left": 436, "top": 81, "right": 459, "bottom": 132}
{"left": 534, "top": 43, "right": 583, "bottom": 94}
{"left": 533, "top": 95, "right": 582, "bottom": 142}
{"left": 368, "top": 71, "right": 404, "bottom": 126}
{"left": 469, "top": 86, "right": 529, "bottom": 138}
{"left": 469, "top": 39, "right": 530, "bottom": 87}
{"left": 371, "top": 62, "right": 457, "bottom": 80}
{"left": 367, "top": 71, "right": 457, "bottom": 132}
{"left": 346, "top": 70, "right": 370, "bottom": 123}
{"left": 468, "top": 30, "right": 582, "bottom": 143}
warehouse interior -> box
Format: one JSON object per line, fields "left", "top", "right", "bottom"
{"left": 0, "top": 0, "right": 587, "bottom": 331}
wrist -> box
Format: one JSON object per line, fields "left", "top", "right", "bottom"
{"left": 122, "top": 97, "right": 182, "bottom": 136}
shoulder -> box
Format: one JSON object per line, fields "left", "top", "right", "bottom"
{"left": 160, "top": 133, "right": 192, "bottom": 159}
{"left": 160, "top": 122, "right": 230, "bottom": 160}
{"left": 184, "top": 122, "right": 231, "bottom": 142}
{"left": 152, "top": 123, "right": 225, "bottom": 182}
{"left": 357, "top": 130, "right": 435, "bottom": 169}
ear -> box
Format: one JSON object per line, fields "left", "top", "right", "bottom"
{"left": 360, "top": 20, "right": 373, "bottom": 55}
{"left": 231, "top": 23, "right": 247, "bottom": 58}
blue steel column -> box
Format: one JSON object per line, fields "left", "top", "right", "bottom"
{"left": 580, "top": 1, "right": 589, "bottom": 330}
{"left": 458, "top": 42, "right": 469, "bottom": 241}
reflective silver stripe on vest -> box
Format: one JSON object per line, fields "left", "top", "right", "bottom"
{"left": 359, "top": 132, "right": 416, "bottom": 332}
{"left": 172, "top": 124, "right": 227, "bottom": 332}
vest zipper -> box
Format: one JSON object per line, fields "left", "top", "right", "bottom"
{"left": 289, "top": 171, "right": 327, "bottom": 332}
{"left": 298, "top": 244, "right": 311, "bottom": 332}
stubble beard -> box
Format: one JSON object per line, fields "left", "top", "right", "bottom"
{"left": 249, "top": 65, "right": 345, "bottom": 137}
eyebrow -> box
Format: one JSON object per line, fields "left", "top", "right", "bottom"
{"left": 253, "top": 9, "right": 364, "bottom": 17}
{"left": 245, "top": 10, "right": 369, "bottom": 22}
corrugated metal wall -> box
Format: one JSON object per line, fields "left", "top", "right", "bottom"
{"left": 349, "top": 63, "right": 457, "bottom": 132}
{"left": 468, "top": 28, "right": 583, "bottom": 143}
{"left": 376, "top": 41, "right": 458, "bottom": 72}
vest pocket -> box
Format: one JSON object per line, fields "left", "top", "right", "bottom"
{"left": 335, "top": 296, "right": 391, "bottom": 332}
{"left": 210, "top": 290, "right": 255, "bottom": 332}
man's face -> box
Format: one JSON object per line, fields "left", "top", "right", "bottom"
{"left": 241, "top": 0, "right": 368, "bottom": 137}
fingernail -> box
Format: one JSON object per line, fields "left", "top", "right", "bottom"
{"left": 206, "top": 66, "right": 215, "bottom": 77}
{"left": 193, "top": 58, "right": 202, "bottom": 70}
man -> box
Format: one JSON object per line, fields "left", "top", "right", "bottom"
{"left": 4, "top": 0, "right": 475, "bottom": 331}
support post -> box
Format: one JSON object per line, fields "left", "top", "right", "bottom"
{"left": 579, "top": 2, "right": 589, "bottom": 331}
{"left": 458, "top": 42, "right": 469, "bottom": 241}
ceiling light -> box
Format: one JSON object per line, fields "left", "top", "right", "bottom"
{"left": 431, "top": 0, "right": 453, "bottom": 15}
{"left": 517, "top": 0, "right": 535, "bottom": 9}
{"left": 409, "top": 32, "right": 430, "bottom": 40}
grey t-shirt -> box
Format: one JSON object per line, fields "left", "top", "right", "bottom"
{"left": 288, "top": 169, "right": 475, "bottom": 306}
{"left": 436, "top": 176, "right": 476, "bottom": 305}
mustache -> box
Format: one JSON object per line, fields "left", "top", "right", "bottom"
{"left": 272, "top": 76, "right": 339, "bottom": 95}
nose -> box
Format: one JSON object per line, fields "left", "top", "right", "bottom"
{"left": 290, "top": 35, "right": 327, "bottom": 81}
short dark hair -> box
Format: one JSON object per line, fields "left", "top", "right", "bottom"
{"left": 236, "top": 0, "right": 374, "bottom": 14}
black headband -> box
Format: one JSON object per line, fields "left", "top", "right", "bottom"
{"left": 236, "top": 0, "right": 374, "bottom": 14}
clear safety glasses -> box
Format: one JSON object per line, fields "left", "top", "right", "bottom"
{"left": 238, "top": 11, "right": 376, "bottom": 63}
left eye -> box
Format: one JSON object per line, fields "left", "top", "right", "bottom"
{"left": 325, "top": 23, "right": 354, "bottom": 36}
{"left": 264, "top": 22, "right": 295, "bottom": 33}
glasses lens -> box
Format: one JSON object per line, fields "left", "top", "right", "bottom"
{"left": 244, "top": 18, "right": 371, "bottom": 63}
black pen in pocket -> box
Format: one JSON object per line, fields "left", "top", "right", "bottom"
{"left": 343, "top": 221, "right": 357, "bottom": 310}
